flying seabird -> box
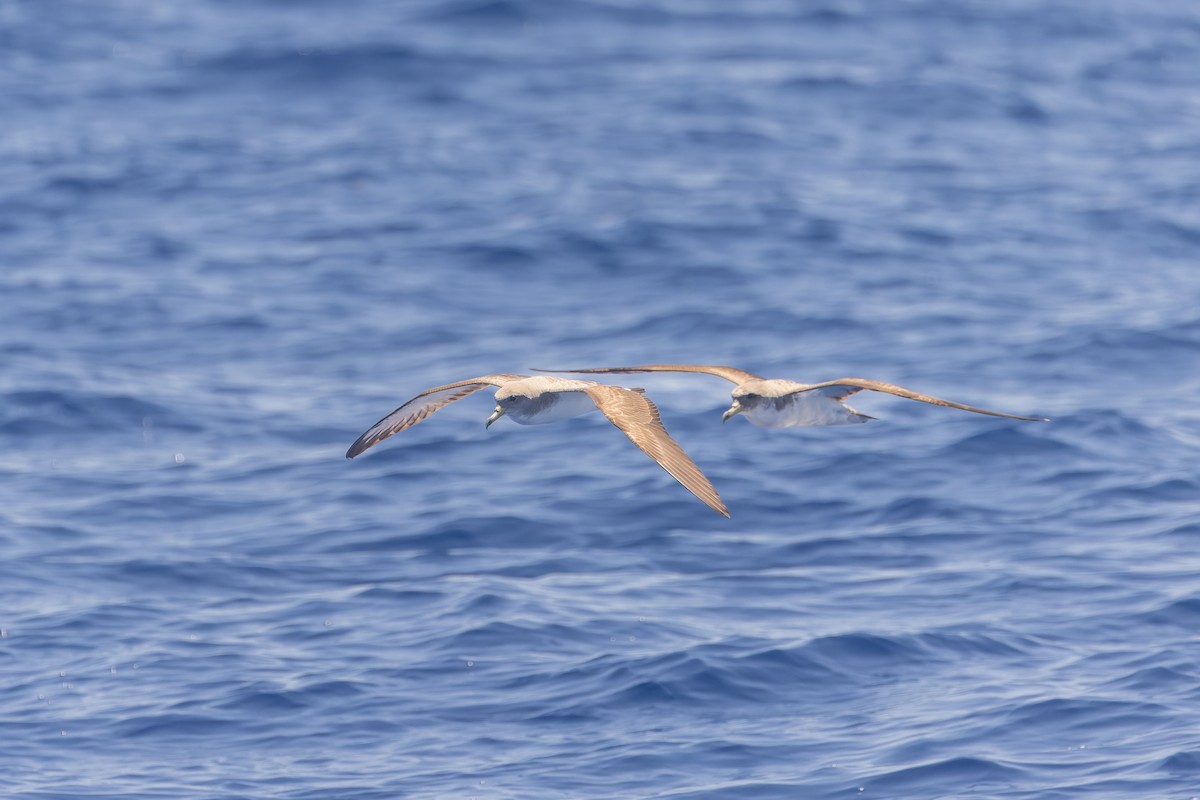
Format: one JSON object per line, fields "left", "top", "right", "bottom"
{"left": 346, "top": 374, "right": 729, "bottom": 517}
{"left": 531, "top": 365, "right": 1047, "bottom": 428}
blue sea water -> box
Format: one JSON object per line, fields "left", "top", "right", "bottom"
{"left": 3, "top": 0, "right": 1200, "bottom": 797}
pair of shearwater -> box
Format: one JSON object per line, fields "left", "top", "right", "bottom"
{"left": 346, "top": 364, "right": 1047, "bottom": 517}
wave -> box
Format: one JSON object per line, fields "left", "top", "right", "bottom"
{"left": 1027, "top": 327, "right": 1200, "bottom": 373}
{"left": 1003, "top": 696, "right": 1170, "bottom": 735}
{"left": 319, "top": 515, "right": 569, "bottom": 554}
{"left": 565, "top": 308, "right": 875, "bottom": 344}
{"left": 0, "top": 389, "right": 200, "bottom": 438}
{"left": 196, "top": 40, "right": 495, "bottom": 92}
{"left": 865, "top": 756, "right": 1026, "bottom": 795}
{"left": 1134, "top": 596, "right": 1200, "bottom": 629}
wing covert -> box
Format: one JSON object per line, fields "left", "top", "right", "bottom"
{"left": 584, "top": 385, "right": 730, "bottom": 517}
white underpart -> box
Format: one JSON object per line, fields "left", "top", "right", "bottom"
{"left": 506, "top": 390, "right": 599, "bottom": 425}
{"left": 741, "top": 391, "right": 869, "bottom": 428}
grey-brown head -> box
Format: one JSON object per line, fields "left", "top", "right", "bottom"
{"left": 722, "top": 390, "right": 761, "bottom": 423}
{"left": 486, "top": 390, "right": 529, "bottom": 428}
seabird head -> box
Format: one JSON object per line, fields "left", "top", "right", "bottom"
{"left": 486, "top": 389, "right": 530, "bottom": 428}
{"left": 722, "top": 398, "right": 744, "bottom": 423}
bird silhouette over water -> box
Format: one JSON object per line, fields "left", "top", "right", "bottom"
{"left": 347, "top": 374, "right": 729, "bottom": 517}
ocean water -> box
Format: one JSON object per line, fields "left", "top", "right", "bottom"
{"left": 3, "top": 0, "right": 1200, "bottom": 797}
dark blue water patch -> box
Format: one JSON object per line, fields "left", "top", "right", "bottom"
{"left": 565, "top": 0, "right": 865, "bottom": 26}
{"left": 799, "top": 632, "right": 936, "bottom": 676}
{"left": 721, "top": 644, "right": 845, "bottom": 689}
{"left": 0, "top": 390, "right": 201, "bottom": 438}
{"left": 1039, "top": 467, "right": 1117, "bottom": 490}
{"left": 483, "top": 555, "right": 612, "bottom": 578}
{"left": 13, "top": 602, "right": 169, "bottom": 647}
{"left": 1049, "top": 409, "right": 1176, "bottom": 442}
{"left": 938, "top": 426, "right": 1080, "bottom": 460}
{"left": 1003, "top": 697, "right": 1171, "bottom": 737}
{"left": 600, "top": 655, "right": 777, "bottom": 707}
{"left": 655, "top": 780, "right": 841, "bottom": 800}
{"left": 1101, "top": 665, "right": 1200, "bottom": 698}
{"left": 318, "top": 515, "right": 568, "bottom": 554}
{"left": 864, "top": 756, "right": 1026, "bottom": 796}
{"left": 196, "top": 41, "right": 497, "bottom": 90}
{"left": 1134, "top": 596, "right": 1200, "bottom": 629}
{"left": 1157, "top": 521, "right": 1200, "bottom": 539}
{"left": 870, "top": 495, "right": 993, "bottom": 527}
{"left": 1084, "top": 477, "right": 1200, "bottom": 505}
{"left": 1158, "top": 748, "right": 1200, "bottom": 774}
{"left": 1081, "top": 37, "right": 1200, "bottom": 86}
{"left": 1029, "top": 328, "right": 1200, "bottom": 374}
{"left": 75, "top": 491, "right": 283, "bottom": 530}
{"left": 112, "top": 558, "right": 294, "bottom": 595}
{"left": 418, "top": 0, "right": 534, "bottom": 24}
{"left": 434, "top": 620, "right": 597, "bottom": 655}
{"left": 589, "top": 309, "right": 876, "bottom": 343}
{"left": 351, "top": 586, "right": 445, "bottom": 605}
{"left": 217, "top": 684, "right": 313, "bottom": 713}
{"left": 114, "top": 712, "right": 237, "bottom": 739}
{"left": 765, "top": 532, "right": 940, "bottom": 572}
{"left": 914, "top": 630, "right": 1030, "bottom": 659}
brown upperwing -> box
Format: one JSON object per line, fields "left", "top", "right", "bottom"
{"left": 802, "top": 378, "right": 1047, "bottom": 421}
{"left": 346, "top": 374, "right": 527, "bottom": 458}
{"left": 583, "top": 385, "right": 730, "bottom": 518}
{"left": 532, "top": 364, "right": 763, "bottom": 385}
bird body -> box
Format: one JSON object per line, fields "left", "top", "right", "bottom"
{"left": 491, "top": 377, "right": 603, "bottom": 425}
{"left": 346, "top": 374, "right": 729, "bottom": 517}
{"left": 729, "top": 379, "right": 874, "bottom": 427}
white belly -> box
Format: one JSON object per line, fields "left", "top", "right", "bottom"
{"left": 508, "top": 390, "right": 599, "bottom": 425}
{"left": 743, "top": 393, "right": 869, "bottom": 428}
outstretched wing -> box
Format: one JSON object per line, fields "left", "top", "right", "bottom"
{"left": 801, "top": 378, "right": 1048, "bottom": 421}
{"left": 532, "top": 364, "right": 762, "bottom": 385}
{"left": 346, "top": 374, "right": 525, "bottom": 458}
{"left": 583, "top": 385, "right": 730, "bottom": 518}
